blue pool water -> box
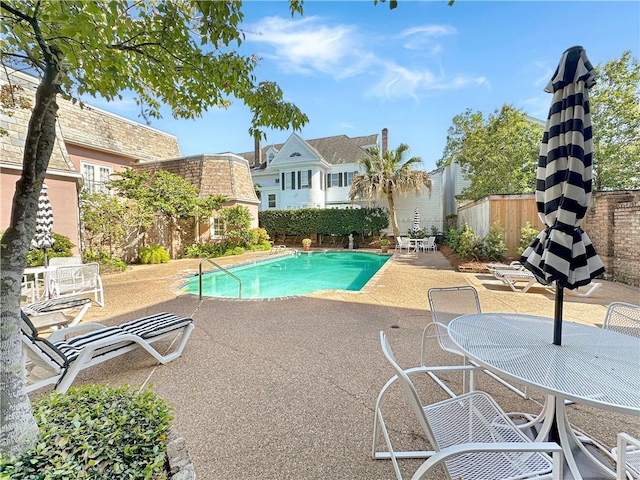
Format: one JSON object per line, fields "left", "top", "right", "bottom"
{"left": 183, "top": 251, "right": 390, "bottom": 299}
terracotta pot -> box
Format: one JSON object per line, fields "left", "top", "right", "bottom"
{"left": 381, "top": 245, "right": 389, "bottom": 253}
{"left": 303, "top": 245, "right": 310, "bottom": 251}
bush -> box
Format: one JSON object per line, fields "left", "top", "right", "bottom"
{"left": 26, "top": 232, "right": 75, "bottom": 267}
{"left": 517, "top": 221, "right": 540, "bottom": 255}
{"left": 0, "top": 385, "right": 172, "bottom": 480}
{"left": 85, "top": 250, "right": 127, "bottom": 272}
{"left": 443, "top": 225, "right": 462, "bottom": 251}
{"left": 482, "top": 223, "right": 507, "bottom": 261}
{"left": 456, "top": 223, "right": 482, "bottom": 260}
{"left": 139, "top": 245, "right": 170, "bottom": 264}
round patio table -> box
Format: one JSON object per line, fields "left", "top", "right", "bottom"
{"left": 448, "top": 313, "right": 640, "bottom": 480}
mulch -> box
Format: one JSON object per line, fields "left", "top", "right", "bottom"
{"left": 438, "top": 245, "right": 504, "bottom": 273}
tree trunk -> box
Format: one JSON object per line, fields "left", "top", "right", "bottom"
{"left": 387, "top": 191, "right": 399, "bottom": 238}
{"left": 0, "top": 65, "right": 61, "bottom": 456}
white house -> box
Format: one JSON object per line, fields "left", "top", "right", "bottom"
{"left": 242, "top": 131, "right": 379, "bottom": 211}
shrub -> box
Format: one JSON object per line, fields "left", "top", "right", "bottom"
{"left": 184, "top": 242, "right": 219, "bottom": 258}
{"left": 443, "top": 225, "right": 462, "bottom": 251}
{"left": 517, "top": 221, "right": 540, "bottom": 255}
{"left": 26, "top": 232, "right": 75, "bottom": 267}
{"left": 456, "top": 223, "right": 482, "bottom": 260}
{"left": 139, "top": 245, "right": 170, "bottom": 264}
{"left": 0, "top": 385, "right": 172, "bottom": 480}
{"left": 85, "top": 250, "right": 127, "bottom": 272}
{"left": 482, "top": 223, "right": 507, "bottom": 261}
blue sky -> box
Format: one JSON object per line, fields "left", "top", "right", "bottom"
{"left": 90, "top": 1, "right": 639, "bottom": 172}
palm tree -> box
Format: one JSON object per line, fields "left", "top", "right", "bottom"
{"left": 349, "top": 143, "right": 431, "bottom": 238}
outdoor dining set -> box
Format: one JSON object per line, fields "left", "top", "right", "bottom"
{"left": 372, "top": 286, "right": 640, "bottom": 480}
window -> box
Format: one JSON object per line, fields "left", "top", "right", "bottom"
{"left": 285, "top": 172, "right": 292, "bottom": 190}
{"left": 268, "top": 152, "right": 275, "bottom": 163}
{"left": 210, "top": 216, "right": 225, "bottom": 239}
{"left": 327, "top": 173, "right": 341, "bottom": 188}
{"left": 299, "top": 169, "right": 311, "bottom": 188}
{"left": 268, "top": 194, "right": 276, "bottom": 208}
{"left": 82, "top": 163, "right": 112, "bottom": 194}
{"left": 289, "top": 152, "right": 302, "bottom": 157}
{"left": 346, "top": 171, "right": 355, "bottom": 186}
{"left": 275, "top": 177, "right": 279, "bottom": 184}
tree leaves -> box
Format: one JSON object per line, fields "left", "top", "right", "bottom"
{"left": 440, "top": 105, "right": 543, "bottom": 200}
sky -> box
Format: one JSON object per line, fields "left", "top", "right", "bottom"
{"left": 89, "top": 1, "right": 639, "bottom": 172}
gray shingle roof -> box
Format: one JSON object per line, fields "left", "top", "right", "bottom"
{"left": 238, "top": 133, "right": 378, "bottom": 167}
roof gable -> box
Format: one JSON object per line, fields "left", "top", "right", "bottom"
{"left": 269, "top": 133, "right": 322, "bottom": 166}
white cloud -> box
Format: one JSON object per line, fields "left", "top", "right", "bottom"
{"left": 245, "top": 16, "right": 365, "bottom": 77}
{"left": 366, "top": 62, "right": 488, "bottom": 100}
{"left": 399, "top": 24, "right": 456, "bottom": 53}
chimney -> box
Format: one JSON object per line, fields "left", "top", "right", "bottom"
{"left": 382, "top": 128, "right": 388, "bottom": 155}
{"left": 254, "top": 137, "right": 262, "bottom": 166}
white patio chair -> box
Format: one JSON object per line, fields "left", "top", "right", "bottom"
{"left": 422, "top": 236, "right": 437, "bottom": 253}
{"left": 49, "top": 262, "right": 104, "bottom": 306}
{"left": 395, "top": 237, "right": 411, "bottom": 253}
{"left": 422, "top": 286, "right": 528, "bottom": 398}
{"left": 603, "top": 302, "right": 640, "bottom": 338}
{"left": 374, "top": 331, "right": 562, "bottom": 480}
{"left": 21, "top": 310, "right": 194, "bottom": 393}
{"left": 613, "top": 432, "right": 640, "bottom": 480}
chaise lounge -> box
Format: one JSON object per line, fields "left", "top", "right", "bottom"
{"left": 21, "top": 310, "right": 194, "bottom": 393}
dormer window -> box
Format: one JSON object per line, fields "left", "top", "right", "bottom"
{"left": 289, "top": 152, "right": 302, "bottom": 157}
{"left": 268, "top": 152, "right": 275, "bottom": 163}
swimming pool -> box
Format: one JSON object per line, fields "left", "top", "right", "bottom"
{"left": 182, "top": 251, "right": 391, "bottom": 299}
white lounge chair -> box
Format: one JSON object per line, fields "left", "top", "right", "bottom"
{"left": 613, "top": 432, "right": 640, "bottom": 480}
{"left": 21, "top": 310, "right": 194, "bottom": 393}
{"left": 485, "top": 260, "right": 523, "bottom": 272}
{"left": 49, "top": 262, "right": 104, "bottom": 306}
{"left": 493, "top": 268, "right": 538, "bottom": 292}
{"left": 374, "top": 331, "right": 563, "bottom": 480}
{"left": 23, "top": 297, "right": 92, "bottom": 332}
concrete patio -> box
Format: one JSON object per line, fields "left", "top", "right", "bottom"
{"left": 29, "top": 250, "right": 640, "bottom": 479}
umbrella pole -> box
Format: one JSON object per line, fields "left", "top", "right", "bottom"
{"left": 553, "top": 285, "right": 564, "bottom": 346}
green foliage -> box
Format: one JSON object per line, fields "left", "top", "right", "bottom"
{"left": 379, "top": 236, "right": 390, "bottom": 246}
{"left": 443, "top": 224, "right": 462, "bottom": 251}
{"left": 0, "top": 384, "right": 171, "bottom": 480}
{"left": 84, "top": 250, "right": 127, "bottom": 273}
{"left": 590, "top": 51, "right": 640, "bottom": 190}
{"left": 2, "top": 1, "right": 308, "bottom": 139}
{"left": 482, "top": 223, "right": 507, "bottom": 261}
{"left": 456, "top": 224, "right": 483, "bottom": 260}
{"left": 218, "top": 205, "right": 253, "bottom": 245}
{"left": 249, "top": 227, "right": 270, "bottom": 245}
{"left": 517, "top": 222, "right": 541, "bottom": 256}
{"left": 139, "top": 245, "right": 170, "bottom": 264}
{"left": 441, "top": 105, "right": 544, "bottom": 199}
{"left": 349, "top": 144, "right": 431, "bottom": 237}
{"left": 81, "top": 191, "right": 152, "bottom": 260}
{"left": 259, "top": 207, "right": 389, "bottom": 240}
{"left": 302, "top": 238, "right": 312, "bottom": 247}
{"left": 26, "top": 233, "right": 74, "bottom": 267}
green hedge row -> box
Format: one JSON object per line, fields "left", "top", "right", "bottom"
{"left": 258, "top": 207, "right": 389, "bottom": 238}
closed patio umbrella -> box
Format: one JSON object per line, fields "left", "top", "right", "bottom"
{"left": 520, "top": 46, "right": 605, "bottom": 345}
{"left": 31, "top": 183, "right": 55, "bottom": 266}
{"left": 412, "top": 207, "right": 420, "bottom": 235}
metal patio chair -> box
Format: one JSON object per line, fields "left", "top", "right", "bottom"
{"left": 603, "top": 302, "right": 640, "bottom": 338}
{"left": 374, "top": 331, "right": 562, "bottom": 480}
{"left": 614, "top": 432, "right": 640, "bottom": 480}
{"left": 422, "top": 286, "right": 528, "bottom": 398}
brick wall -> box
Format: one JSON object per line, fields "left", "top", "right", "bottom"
{"left": 613, "top": 201, "right": 640, "bottom": 287}
{"left": 584, "top": 190, "right": 640, "bottom": 287}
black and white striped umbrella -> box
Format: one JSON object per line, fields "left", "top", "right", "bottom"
{"left": 412, "top": 208, "right": 420, "bottom": 235}
{"left": 31, "top": 184, "right": 55, "bottom": 263}
{"left": 520, "top": 46, "right": 605, "bottom": 345}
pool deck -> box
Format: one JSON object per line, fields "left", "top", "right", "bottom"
{"left": 30, "top": 249, "right": 640, "bottom": 479}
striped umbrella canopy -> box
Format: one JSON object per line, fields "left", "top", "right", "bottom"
{"left": 520, "top": 46, "right": 605, "bottom": 345}
{"left": 31, "top": 184, "right": 55, "bottom": 265}
{"left": 412, "top": 208, "right": 421, "bottom": 235}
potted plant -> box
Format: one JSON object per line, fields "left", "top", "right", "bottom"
{"left": 379, "top": 236, "right": 390, "bottom": 253}
{"left": 302, "top": 238, "right": 312, "bottom": 251}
